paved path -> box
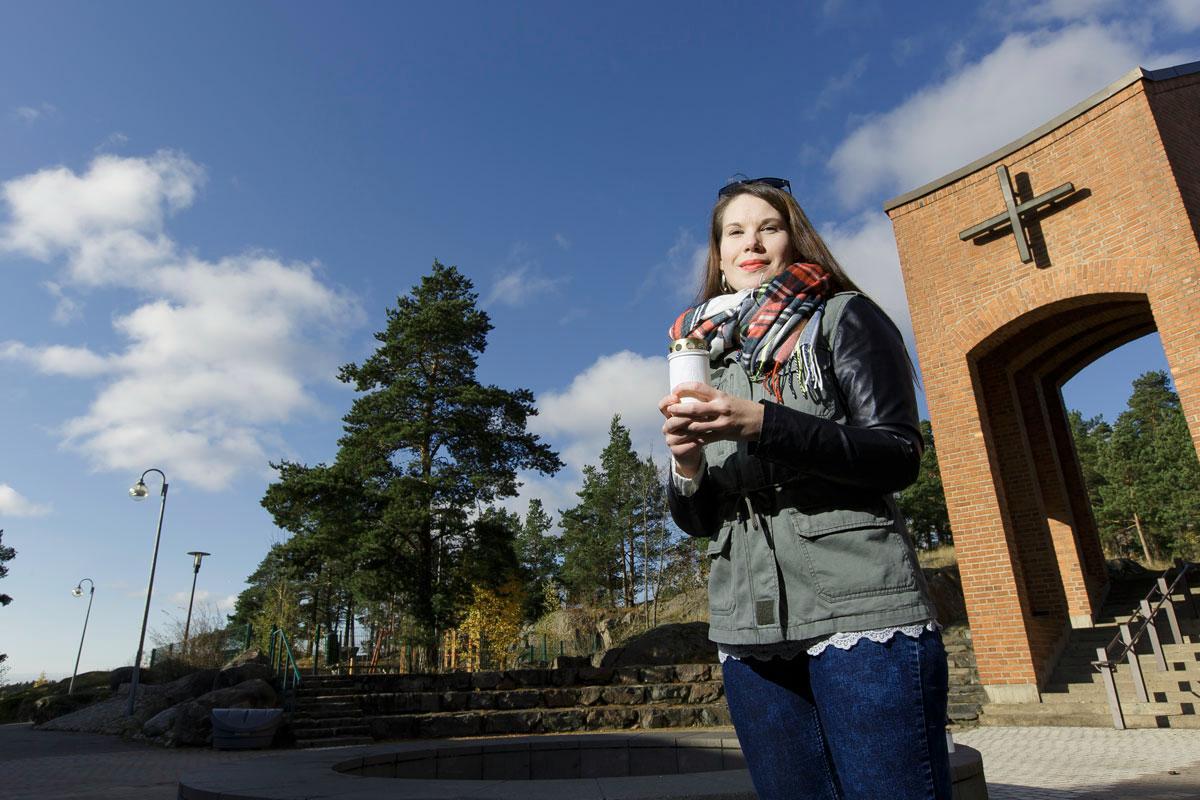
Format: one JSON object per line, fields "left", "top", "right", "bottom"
{"left": 954, "top": 727, "right": 1200, "bottom": 799}
{"left": 4, "top": 722, "right": 1200, "bottom": 799}
{"left": 0, "top": 722, "right": 274, "bottom": 800}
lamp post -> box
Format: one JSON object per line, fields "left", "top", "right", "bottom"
{"left": 183, "top": 551, "right": 210, "bottom": 649}
{"left": 68, "top": 578, "right": 95, "bottom": 695}
{"left": 127, "top": 468, "right": 168, "bottom": 716}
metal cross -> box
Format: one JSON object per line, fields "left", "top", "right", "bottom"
{"left": 959, "top": 165, "right": 1074, "bottom": 263}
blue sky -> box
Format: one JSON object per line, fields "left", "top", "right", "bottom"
{"left": 1, "top": 1, "right": 1196, "bottom": 681}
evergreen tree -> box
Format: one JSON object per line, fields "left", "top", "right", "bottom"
{"left": 1067, "top": 410, "right": 1110, "bottom": 513}
{"left": 0, "top": 530, "right": 13, "bottom": 678}
{"left": 896, "top": 420, "right": 952, "bottom": 549}
{"left": 559, "top": 464, "right": 621, "bottom": 605}
{"left": 1096, "top": 371, "right": 1200, "bottom": 560}
{"left": 559, "top": 416, "right": 665, "bottom": 606}
{"left": 333, "top": 262, "right": 561, "bottom": 663}
{"left": 516, "top": 498, "right": 559, "bottom": 619}
{"left": 462, "top": 507, "right": 523, "bottom": 591}
{"left": 228, "top": 542, "right": 305, "bottom": 651}
{"left": 259, "top": 461, "right": 372, "bottom": 657}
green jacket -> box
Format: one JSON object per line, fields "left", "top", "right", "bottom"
{"left": 669, "top": 292, "right": 936, "bottom": 645}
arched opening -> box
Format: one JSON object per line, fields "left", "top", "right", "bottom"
{"left": 965, "top": 294, "right": 1154, "bottom": 677}
{"left": 1063, "top": 331, "right": 1192, "bottom": 565}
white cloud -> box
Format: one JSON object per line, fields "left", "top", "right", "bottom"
{"left": 808, "top": 55, "right": 870, "bottom": 117}
{"left": 95, "top": 132, "right": 130, "bottom": 153}
{"left": 484, "top": 263, "right": 565, "bottom": 307}
{"left": 0, "top": 341, "right": 111, "bottom": 376}
{"left": 1019, "top": 0, "right": 1124, "bottom": 22}
{"left": 165, "top": 589, "right": 235, "bottom": 613}
{"left": 828, "top": 23, "right": 1173, "bottom": 207}
{"left": 553, "top": 233, "right": 571, "bottom": 250}
{"left": 169, "top": 589, "right": 211, "bottom": 606}
{"left": 0, "top": 151, "right": 203, "bottom": 301}
{"left": 531, "top": 350, "right": 668, "bottom": 472}
{"left": 821, "top": 211, "right": 915, "bottom": 351}
{"left": 1161, "top": 0, "right": 1200, "bottom": 29}
{"left": 635, "top": 228, "right": 707, "bottom": 306}
{"left": 11, "top": 103, "right": 56, "bottom": 123}
{"left": 43, "top": 281, "right": 82, "bottom": 324}
{"left": 507, "top": 350, "right": 670, "bottom": 524}
{"left": 0, "top": 152, "right": 362, "bottom": 490}
{"left": 0, "top": 484, "right": 50, "bottom": 517}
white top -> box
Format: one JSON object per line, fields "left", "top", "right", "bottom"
{"left": 671, "top": 458, "right": 937, "bottom": 662}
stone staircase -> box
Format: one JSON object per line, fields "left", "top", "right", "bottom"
{"left": 944, "top": 624, "right": 987, "bottom": 728}
{"left": 288, "top": 640, "right": 993, "bottom": 747}
{"left": 978, "top": 572, "right": 1200, "bottom": 728}
{"left": 288, "top": 683, "right": 373, "bottom": 748}
{"left": 287, "top": 664, "right": 731, "bottom": 748}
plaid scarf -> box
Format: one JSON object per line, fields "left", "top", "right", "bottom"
{"left": 669, "top": 262, "right": 832, "bottom": 401}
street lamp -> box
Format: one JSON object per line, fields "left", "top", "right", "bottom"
{"left": 68, "top": 578, "right": 95, "bottom": 695}
{"left": 183, "top": 551, "right": 211, "bottom": 648}
{"left": 127, "top": 468, "right": 168, "bottom": 716}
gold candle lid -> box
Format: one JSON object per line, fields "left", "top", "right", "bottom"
{"left": 669, "top": 337, "right": 708, "bottom": 354}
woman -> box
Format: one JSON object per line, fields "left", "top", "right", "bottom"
{"left": 659, "top": 177, "right": 951, "bottom": 799}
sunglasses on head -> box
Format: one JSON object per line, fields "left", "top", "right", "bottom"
{"left": 717, "top": 176, "right": 792, "bottom": 198}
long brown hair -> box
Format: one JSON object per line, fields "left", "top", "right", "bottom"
{"left": 698, "top": 183, "right": 861, "bottom": 302}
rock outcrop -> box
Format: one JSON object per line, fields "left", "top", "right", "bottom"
{"left": 594, "top": 622, "right": 718, "bottom": 668}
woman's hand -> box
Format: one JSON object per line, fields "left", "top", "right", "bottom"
{"left": 658, "top": 390, "right": 705, "bottom": 477}
{"left": 659, "top": 383, "right": 765, "bottom": 477}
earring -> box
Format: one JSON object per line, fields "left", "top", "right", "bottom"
{"left": 720, "top": 272, "right": 730, "bottom": 292}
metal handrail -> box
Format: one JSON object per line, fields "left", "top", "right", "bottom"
{"left": 1091, "top": 561, "right": 1195, "bottom": 729}
{"left": 268, "top": 626, "right": 303, "bottom": 710}
{"left": 1093, "top": 563, "right": 1192, "bottom": 669}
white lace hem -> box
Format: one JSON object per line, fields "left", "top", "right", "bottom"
{"left": 717, "top": 620, "right": 939, "bottom": 663}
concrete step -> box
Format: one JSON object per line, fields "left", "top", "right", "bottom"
{"left": 294, "top": 723, "right": 373, "bottom": 739}
{"left": 947, "top": 702, "right": 981, "bottom": 722}
{"left": 296, "top": 681, "right": 729, "bottom": 716}
{"left": 1041, "top": 681, "right": 1200, "bottom": 700}
{"left": 295, "top": 735, "right": 375, "bottom": 749}
{"left": 1050, "top": 670, "right": 1200, "bottom": 687}
{"left": 364, "top": 701, "right": 733, "bottom": 741}
{"left": 296, "top": 686, "right": 365, "bottom": 697}
{"left": 1054, "top": 656, "right": 1200, "bottom": 675}
{"left": 293, "top": 704, "right": 362, "bottom": 717}
{"left": 979, "top": 707, "right": 1200, "bottom": 729}
{"left": 289, "top": 715, "right": 366, "bottom": 729}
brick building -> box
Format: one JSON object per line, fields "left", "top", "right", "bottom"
{"left": 884, "top": 62, "right": 1200, "bottom": 703}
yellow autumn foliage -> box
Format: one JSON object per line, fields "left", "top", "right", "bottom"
{"left": 459, "top": 577, "right": 526, "bottom": 670}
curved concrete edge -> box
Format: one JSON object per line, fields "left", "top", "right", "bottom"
{"left": 178, "top": 733, "right": 985, "bottom": 800}
{"left": 179, "top": 731, "right": 756, "bottom": 800}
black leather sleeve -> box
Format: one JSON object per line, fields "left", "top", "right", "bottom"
{"left": 667, "top": 470, "right": 722, "bottom": 539}
{"left": 748, "top": 295, "right": 923, "bottom": 492}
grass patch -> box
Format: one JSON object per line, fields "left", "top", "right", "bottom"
{"left": 917, "top": 544, "right": 956, "bottom": 570}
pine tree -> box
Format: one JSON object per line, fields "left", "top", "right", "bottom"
{"left": 0, "top": 529, "right": 13, "bottom": 679}
{"left": 1067, "top": 410, "right": 1110, "bottom": 513}
{"left": 1096, "top": 371, "right": 1200, "bottom": 560}
{"left": 559, "top": 416, "right": 665, "bottom": 607}
{"left": 333, "top": 262, "right": 561, "bottom": 664}
{"left": 896, "top": 420, "right": 952, "bottom": 549}
{"left": 516, "top": 499, "right": 559, "bottom": 619}
{"left": 560, "top": 464, "right": 621, "bottom": 605}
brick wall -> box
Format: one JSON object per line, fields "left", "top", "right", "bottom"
{"left": 886, "top": 71, "right": 1200, "bottom": 698}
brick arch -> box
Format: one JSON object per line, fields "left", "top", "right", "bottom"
{"left": 884, "top": 65, "right": 1200, "bottom": 704}
{"left": 954, "top": 263, "right": 1155, "bottom": 358}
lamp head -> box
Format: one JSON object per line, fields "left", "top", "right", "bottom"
{"left": 129, "top": 480, "right": 149, "bottom": 501}
{"left": 188, "top": 551, "right": 211, "bottom": 571}
{"left": 72, "top": 585, "right": 83, "bottom": 597}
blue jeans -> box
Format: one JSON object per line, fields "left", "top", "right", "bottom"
{"left": 721, "top": 627, "right": 952, "bottom": 800}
